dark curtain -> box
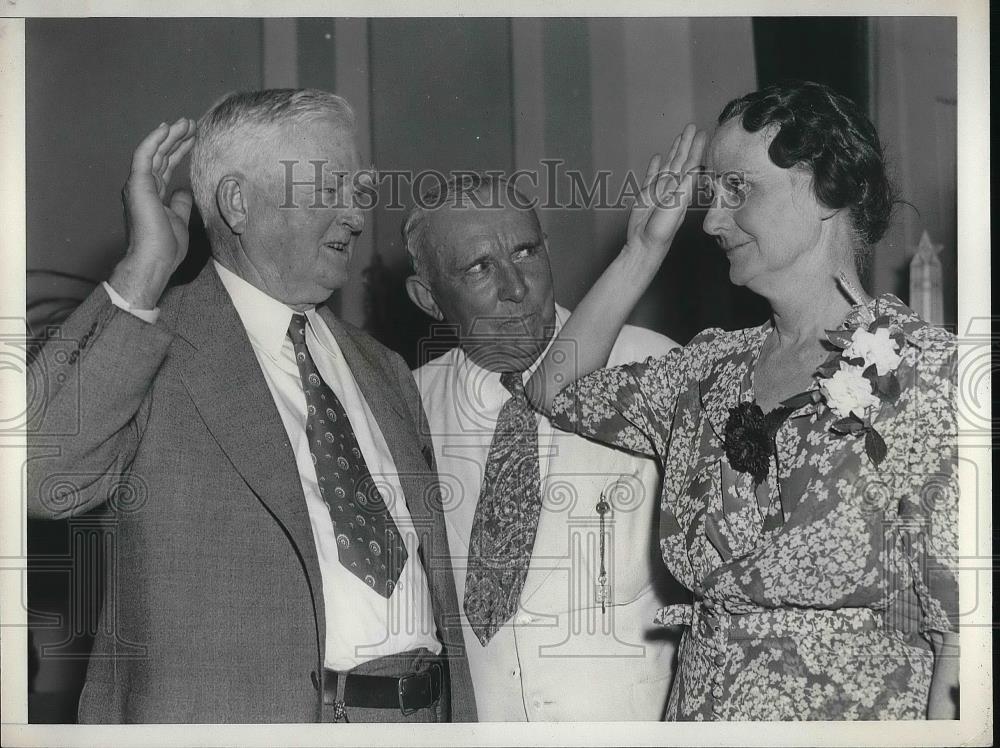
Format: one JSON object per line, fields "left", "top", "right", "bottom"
{"left": 752, "top": 18, "right": 870, "bottom": 108}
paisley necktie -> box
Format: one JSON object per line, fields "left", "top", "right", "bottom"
{"left": 463, "top": 371, "right": 543, "bottom": 645}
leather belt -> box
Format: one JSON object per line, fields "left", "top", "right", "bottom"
{"left": 317, "top": 661, "right": 444, "bottom": 716}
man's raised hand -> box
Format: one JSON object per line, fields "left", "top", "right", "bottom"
{"left": 110, "top": 118, "right": 196, "bottom": 309}
{"left": 625, "top": 123, "right": 706, "bottom": 263}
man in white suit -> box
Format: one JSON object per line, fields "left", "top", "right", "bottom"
{"left": 404, "top": 174, "right": 681, "bottom": 721}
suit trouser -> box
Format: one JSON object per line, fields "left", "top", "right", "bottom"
{"left": 320, "top": 647, "right": 448, "bottom": 723}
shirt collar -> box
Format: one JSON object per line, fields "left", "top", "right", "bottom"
{"left": 213, "top": 259, "right": 300, "bottom": 360}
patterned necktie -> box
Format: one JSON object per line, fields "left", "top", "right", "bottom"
{"left": 463, "top": 371, "right": 543, "bottom": 645}
{"left": 287, "top": 314, "right": 407, "bottom": 598}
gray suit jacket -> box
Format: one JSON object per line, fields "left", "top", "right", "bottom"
{"left": 26, "top": 263, "right": 476, "bottom": 723}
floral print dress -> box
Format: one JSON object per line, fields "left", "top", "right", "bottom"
{"left": 550, "top": 294, "right": 958, "bottom": 720}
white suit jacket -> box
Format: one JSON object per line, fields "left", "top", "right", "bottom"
{"left": 413, "top": 306, "right": 682, "bottom": 721}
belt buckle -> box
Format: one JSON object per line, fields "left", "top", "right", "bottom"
{"left": 397, "top": 663, "right": 440, "bottom": 716}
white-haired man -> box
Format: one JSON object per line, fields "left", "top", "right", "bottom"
{"left": 27, "top": 89, "right": 475, "bottom": 723}
{"left": 405, "top": 175, "right": 682, "bottom": 721}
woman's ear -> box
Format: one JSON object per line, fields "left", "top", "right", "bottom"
{"left": 405, "top": 274, "right": 444, "bottom": 321}
{"left": 217, "top": 176, "right": 248, "bottom": 235}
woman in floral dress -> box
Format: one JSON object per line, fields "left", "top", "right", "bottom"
{"left": 526, "top": 82, "right": 958, "bottom": 720}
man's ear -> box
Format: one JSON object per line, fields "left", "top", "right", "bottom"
{"left": 217, "top": 176, "right": 248, "bottom": 235}
{"left": 405, "top": 275, "right": 444, "bottom": 321}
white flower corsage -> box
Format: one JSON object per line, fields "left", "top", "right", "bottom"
{"left": 780, "top": 275, "right": 917, "bottom": 467}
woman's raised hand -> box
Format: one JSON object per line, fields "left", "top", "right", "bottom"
{"left": 625, "top": 123, "right": 707, "bottom": 261}
{"left": 525, "top": 124, "right": 706, "bottom": 414}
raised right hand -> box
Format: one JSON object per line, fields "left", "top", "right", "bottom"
{"left": 109, "top": 118, "right": 196, "bottom": 309}
{"left": 525, "top": 124, "right": 705, "bottom": 415}
{"left": 625, "top": 123, "right": 706, "bottom": 263}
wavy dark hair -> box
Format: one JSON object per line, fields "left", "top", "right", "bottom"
{"left": 719, "top": 81, "right": 897, "bottom": 256}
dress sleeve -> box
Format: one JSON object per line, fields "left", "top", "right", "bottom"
{"left": 549, "top": 328, "right": 719, "bottom": 459}
{"left": 898, "top": 331, "right": 959, "bottom": 635}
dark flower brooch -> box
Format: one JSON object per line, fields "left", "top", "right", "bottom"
{"left": 722, "top": 401, "right": 793, "bottom": 486}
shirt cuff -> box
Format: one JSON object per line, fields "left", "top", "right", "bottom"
{"left": 102, "top": 281, "right": 161, "bottom": 325}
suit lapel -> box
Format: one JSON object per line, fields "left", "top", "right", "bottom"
{"left": 319, "top": 308, "right": 411, "bottom": 426}
{"left": 173, "top": 265, "right": 327, "bottom": 648}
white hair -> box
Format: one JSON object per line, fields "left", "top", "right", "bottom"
{"left": 401, "top": 173, "right": 540, "bottom": 276}
{"left": 190, "top": 88, "right": 355, "bottom": 244}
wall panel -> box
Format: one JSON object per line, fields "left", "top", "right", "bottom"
{"left": 26, "top": 19, "right": 263, "bottom": 283}
{"left": 366, "top": 17, "right": 515, "bottom": 360}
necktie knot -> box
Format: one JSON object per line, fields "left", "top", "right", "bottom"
{"left": 500, "top": 371, "right": 524, "bottom": 397}
{"left": 287, "top": 313, "right": 307, "bottom": 346}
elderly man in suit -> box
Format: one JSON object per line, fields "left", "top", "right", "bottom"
{"left": 26, "top": 89, "right": 475, "bottom": 723}
{"left": 405, "top": 174, "right": 682, "bottom": 721}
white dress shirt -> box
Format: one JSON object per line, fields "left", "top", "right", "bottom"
{"left": 107, "top": 263, "right": 441, "bottom": 670}
{"left": 414, "top": 305, "right": 680, "bottom": 720}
